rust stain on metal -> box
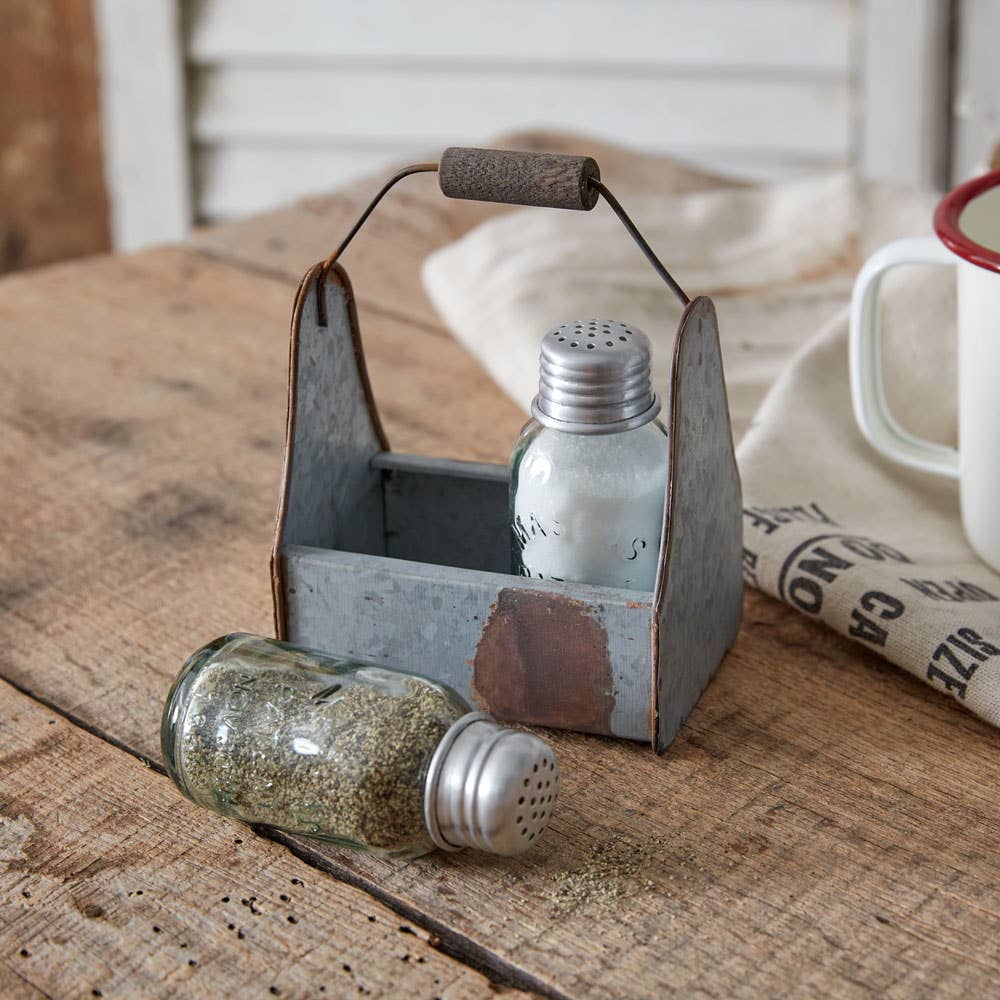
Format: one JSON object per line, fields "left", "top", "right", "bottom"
{"left": 472, "top": 588, "right": 615, "bottom": 734}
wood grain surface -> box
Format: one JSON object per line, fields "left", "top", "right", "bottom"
{"left": 0, "top": 680, "right": 524, "bottom": 999}
{"left": 0, "top": 0, "right": 111, "bottom": 272}
{"left": 1, "top": 133, "right": 998, "bottom": 998}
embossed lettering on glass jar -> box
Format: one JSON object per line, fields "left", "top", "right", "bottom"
{"left": 161, "top": 634, "right": 559, "bottom": 857}
{"left": 510, "top": 320, "right": 668, "bottom": 591}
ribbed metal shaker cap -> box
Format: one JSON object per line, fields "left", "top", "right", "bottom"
{"left": 424, "top": 713, "right": 558, "bottom": 855}
{"left": 530, "top": 319, "right": 660, "bottom": 434}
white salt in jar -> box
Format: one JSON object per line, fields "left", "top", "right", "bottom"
{"left": 510, "top": 320, "right": 668, "bottom": 591}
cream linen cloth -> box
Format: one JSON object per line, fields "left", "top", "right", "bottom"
{"left": 422, "top": 171, "right": 1000, "bottom": 727}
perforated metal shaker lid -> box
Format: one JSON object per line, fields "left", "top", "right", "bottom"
{"left": 424, "top": 713, "right": 559, "bottom": 855}
{"left": 530, "top": 319, "right": 660, "bottom": 434}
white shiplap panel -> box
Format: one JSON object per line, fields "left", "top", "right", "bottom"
{"left": 94, "top": 0, "right": 192, "bottom": 249}
{"left": 191, "top": 66, "right": 850, "bottom": 159}
{"left": 951, "top": 0, "right": 1000, "bottom": 180}
{"left": 196, "top": 143, "right": 841, "bottom": 221}
{"left": 859, "top": 0, "right": 950, "bottom": 188}
{"left": 187, "top": 0, "right": 854, "bottom": 74}
{"left": 195, "top": 144, "right": 420, "bottom": 219}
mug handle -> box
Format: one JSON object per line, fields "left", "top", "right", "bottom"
{"left": 848, "top": 236, "right": 959, "bottom": 478}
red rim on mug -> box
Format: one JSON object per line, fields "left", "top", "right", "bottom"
{"left": 934, "top": 170, "right": 1000, "bottom": 274}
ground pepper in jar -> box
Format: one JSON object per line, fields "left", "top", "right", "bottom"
{"left": 162, "top": 634, "right": 559, "bottom": 857}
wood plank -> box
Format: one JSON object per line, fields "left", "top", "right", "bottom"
{"left": 951, "top": 0, "right": 1000, "bottom": 181}
{"left": 858, "top": 0, "right": 951, "bottom": 188}
{"left": 191, "top": 64, "right": 850, "bottom": 159}
{"left": 93, "top": 0, "right": 192, "bottom": 249}
{"left": 186, "top": 0, "right": 854, "bottom": 74}
{"left": 195, "top": 142, "right": 418, "bottom": 220}
{"left": 0, "top": 679, "right": 522, "bottom": 999}
{"left": 2, "top": 233, "right": 1000, "bottom": 995}
{"left": 195, "top": 142, "right": 836, "bottom": 221}
{"left": 0, "top": 964, "right": 47, "bottom": 999}
{"left": 0, "top": 0, "right": 111, "bottom": 272}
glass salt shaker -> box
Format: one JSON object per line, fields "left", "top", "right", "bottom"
{"left": 510, "top": 320, "right": 668, "bottom": 591}
{"left": 161, "top": 634, "right": 559, "bottom": 858}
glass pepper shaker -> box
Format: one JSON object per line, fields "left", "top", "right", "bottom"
{"left": 510, "top": 320, "right": 668, "bottom": 591}
{"left": 161, "top": 634, "right": 559, "bottom": 857}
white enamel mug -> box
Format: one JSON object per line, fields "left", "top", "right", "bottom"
{"left": 849, "top": 171, "right": 1000, "bottom": 572}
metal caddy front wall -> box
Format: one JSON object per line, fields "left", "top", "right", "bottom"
{"left": 272, "top": 264, "right": 742, "bottom": 750}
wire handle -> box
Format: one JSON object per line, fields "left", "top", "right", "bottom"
{"left": 315, "top": 148, "right": 689, "bottom": 324}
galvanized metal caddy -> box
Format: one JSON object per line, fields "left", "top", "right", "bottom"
{"left": 271, "top": 148, "right": 743, "bottom": 752}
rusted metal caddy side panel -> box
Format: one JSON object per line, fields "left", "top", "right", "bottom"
{"left": 272, "top": 265, "right": 388, "bottom": 637}
{"left": 653, "top": 297, "right": 743, "bottom": 752}
{"left": 280, "top": 544, "right": 654, "bottom": 741}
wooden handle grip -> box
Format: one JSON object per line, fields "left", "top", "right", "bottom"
{"left": 438, "top": 147, "right": 601, "bottom": 211}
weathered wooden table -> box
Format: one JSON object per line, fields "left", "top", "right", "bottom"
{"left": 2, "top": 134, "right": 998, "bottom": 999}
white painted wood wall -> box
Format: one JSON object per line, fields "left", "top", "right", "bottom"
{"left": 95, "top": 0, "right": 969, "bottom": 250}
{"left": 951, "top": 0, "right": 1000, "bottom": 179}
